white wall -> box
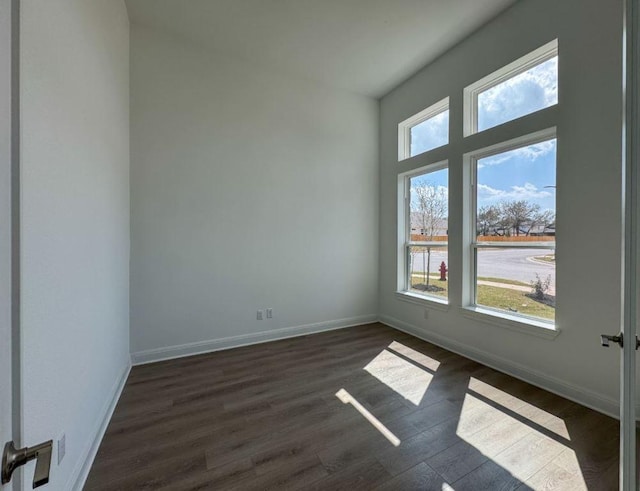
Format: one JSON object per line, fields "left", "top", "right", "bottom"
{"left": 379, "top": 0, "right": 625, "bottom": 415}
{"left": 20, "top": 1, "right": 130, "bottom": 489}
{"left": 129, "top": 26, "right": 378, "bottom": 360}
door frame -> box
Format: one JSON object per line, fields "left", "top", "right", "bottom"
{"left": 621, "top": 0, "right": 639, "bottom": 488}
{"left": 0, "top": 0, "right": 20, "bottom": 489}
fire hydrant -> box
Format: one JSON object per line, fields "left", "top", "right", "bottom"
{"left": 439, "top": 261, "right": 448, "bottom": 281}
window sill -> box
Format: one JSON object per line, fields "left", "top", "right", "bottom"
{"left": 460, "top": 306, "right": 560, "bottom": 340}
{"left": 395, "top": 291, "right": 450, "bottom": 312}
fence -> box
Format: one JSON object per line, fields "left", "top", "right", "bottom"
{"left": 410, "top": 235, "right": 554, "bottom": 242}
{"left": 476, "top": 235, "right": 554, "bottom": 242}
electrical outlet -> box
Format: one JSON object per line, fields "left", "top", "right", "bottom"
{"left": 257, "top": 310, "right": 263, "bottom": 320}
{"left": 424, "top": 309, "right": 429, "bottom": 320}
{"left": 57, "top": 433, "right": 66, "bottom": 465}
{"left": 266, "top": 308, "right": 273, "bottom": 319}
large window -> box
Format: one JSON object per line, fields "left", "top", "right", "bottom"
{"left": 470, "top": 134, "right": 556, "bottom": 323}
{"left": 396, "top": 40, "right": 559, "bottom": 332}
{"left": 398, "top": 98, "right": 449, "bottom": 160}
{"left": 401, "top": 164, "right": 449, "bottom": 302}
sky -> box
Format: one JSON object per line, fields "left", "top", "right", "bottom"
{"left": 478, "top": 56, "right": 557, "bottom": 131}
{"left": 410, "top": 168, "right": 448, "bottom": 214}
{"left": 409, "top": 54, "right": 557, "bottom": 214}
{"left": 410, "top": 140, "right": 556, "bottom": 215}
{"left": 477, "top": 140, "right": 556, "bottom": 212}
{"left": 410, "top": 110, "right": 449, "bottom": 157}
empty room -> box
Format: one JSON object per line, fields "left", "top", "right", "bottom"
{"left": 1, "top": 0, "right": 639, "bottom": 490}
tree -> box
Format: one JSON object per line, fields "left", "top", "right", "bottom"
{"left": 476, "top": 200, "right": 555, "bottom": 238}
{"left": 412, "top": 184, "right": 447, "bottom": 288}
{"left": 500, "top": 200, "right": 540, "bottom": 236}
{"left": 477, "top": 205, "right": 502, "bottom": 236}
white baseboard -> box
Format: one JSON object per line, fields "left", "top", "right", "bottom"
{"left": 68, "top": 360, "right": 131, "bottom": 491}
{"left": 379, "top": 314, "right": 621, "bottom": 419}
{"left": 130, "top": 314, "right": 379, "bottom": 366}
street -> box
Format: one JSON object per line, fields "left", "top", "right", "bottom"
{"left": 410, "top": 247, "right": 556, "bottom": 293}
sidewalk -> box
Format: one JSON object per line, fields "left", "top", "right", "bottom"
{"left": 411, "top": 274, "right": 556, "bottom": 295}
{"left": 477, "top": 279, "right": 529, "bottom": 292}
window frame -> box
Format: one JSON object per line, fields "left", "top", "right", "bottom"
{"left": 463, "top": 39, "right": 558, "bottom": 137}
{"left": 398, "top": 97, "right": 449, "bottom": 161}
{"left": 464, "top": 127, "right": 557, "bottom": 328}
{"left": 397, "top": 161, "right": 449, "bottom": 307}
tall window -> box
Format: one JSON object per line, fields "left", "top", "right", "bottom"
{"left": 396, "top": 40, "right": 558, "bottom": 330}
{"left": 470, "top": 135, "right": 556, "bottom": 323}
{"left": 401, "top": 164, "right": 449, "bottom": 302}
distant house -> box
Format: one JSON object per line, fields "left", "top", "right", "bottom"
{"left": 477, "top": 222, "right": 555, "bottom": 237}
{"left": 527, "top": 223, "right": 556, "bottom": 237}
{"left": 409, "top": 213, "right": 448, "bottom": 238}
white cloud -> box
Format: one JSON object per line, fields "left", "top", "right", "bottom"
{"left": 410, "top": 111, "right": 449, "bottom": 156}
{"left": 477, "top": 182, "right": 552, "bottom": 201}
{"left": 478, "top": 56, "right": 557, "bottom": 131}
{"left": 478, "top": 140, "right": 555, "bottom": 168}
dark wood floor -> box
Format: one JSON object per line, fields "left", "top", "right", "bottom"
{"left": 85, "top": 323, "right": 619, "bottom": 490}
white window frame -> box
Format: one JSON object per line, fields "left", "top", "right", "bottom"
{"left": 463, "top": 39, "right": 558, "bottom": 137}
{"left": 397, "top": 161, "right": 449, "bottom": 308}
{"left": 464, "top": 127, "right": 557, "bottom": 330}
{"left": 398, "top": 97, "right": 449, "bottom": 161}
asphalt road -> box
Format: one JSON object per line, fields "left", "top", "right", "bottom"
{"left": 410, "top": 247, "right": 556, "bottom": 292}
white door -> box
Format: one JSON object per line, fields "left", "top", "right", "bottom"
{"left": 1, "top": 2, "right": 53, "bottom": 488}
{"left": 616, "top": 0, "right": 639, "bottom": 488}
{"left": 0, "top": 0, "right": 15, "bottom": 489}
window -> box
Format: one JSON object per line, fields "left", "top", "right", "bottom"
{"left": 400, "top": 163, "right": 449, "bottom": 302}
{"left": 464, "top": 40, "right": 558, "bottom": 135}
{"left": 470, "top": 133, "right": 556, "bottom": 324}
{"left": 398, "top": 98, "right": 449, "bottom": 160}
{"left": 396, "top": 41, "right": 559, "bottom": 333}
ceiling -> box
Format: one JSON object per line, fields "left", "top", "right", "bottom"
{"left": 125, "top": 0, "right": 518, "bottom": 98}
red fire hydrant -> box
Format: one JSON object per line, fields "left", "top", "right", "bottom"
{"left": 439, "top": 261, "right": 448, "bottom": 281}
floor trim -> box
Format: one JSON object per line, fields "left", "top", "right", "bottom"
{"left": 69, "top": 361, "right": 131, "bottom": 491}
{"left": 379, "top": 314, "right": 620, "bottom": 419}
{"left": 130, "top": 314, "right": 379, "bottom": 366}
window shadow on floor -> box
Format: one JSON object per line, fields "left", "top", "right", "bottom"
{"left": 335, "top": 331, "right": 619, "bottom": 489}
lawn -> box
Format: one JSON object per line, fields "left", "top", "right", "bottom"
{"left": 476, "top": 285, "right": 555, "bottom": 321}
{"left": 410, "top": 274, "right": 555, "bottom": 321}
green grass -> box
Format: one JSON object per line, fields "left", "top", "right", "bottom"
{"left": 410, "top": 275, "right": 449, "bottom": 298}
{"left": 409, "top": 274, "right": 555, "bottom": 321}
{"left": 477, "top": 285, "right": 555, "bottom": 321}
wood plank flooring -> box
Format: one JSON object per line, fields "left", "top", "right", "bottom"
{"left": 85, "top": 323, "right": 619, "bottom": 490}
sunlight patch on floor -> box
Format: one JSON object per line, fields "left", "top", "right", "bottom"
{"left": 467, "top": 377, "right": 524, "bottom": 409}
{"left": 335, "top": 388, "right": 401, "bottom": 446}
{"left": 457, "top": 382, "right": 586, "bottom": 489}
{"left": 468, "top": 377, "right": 570, "bottom": 439}
{"left": 387, "top": 341, "right": 441, "bottom": 371}
{"left": 364, "top": 348, "right": 433, "bottom": 405}
{"left": 456, "top": 393, "right": 497, "bottom": 439}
